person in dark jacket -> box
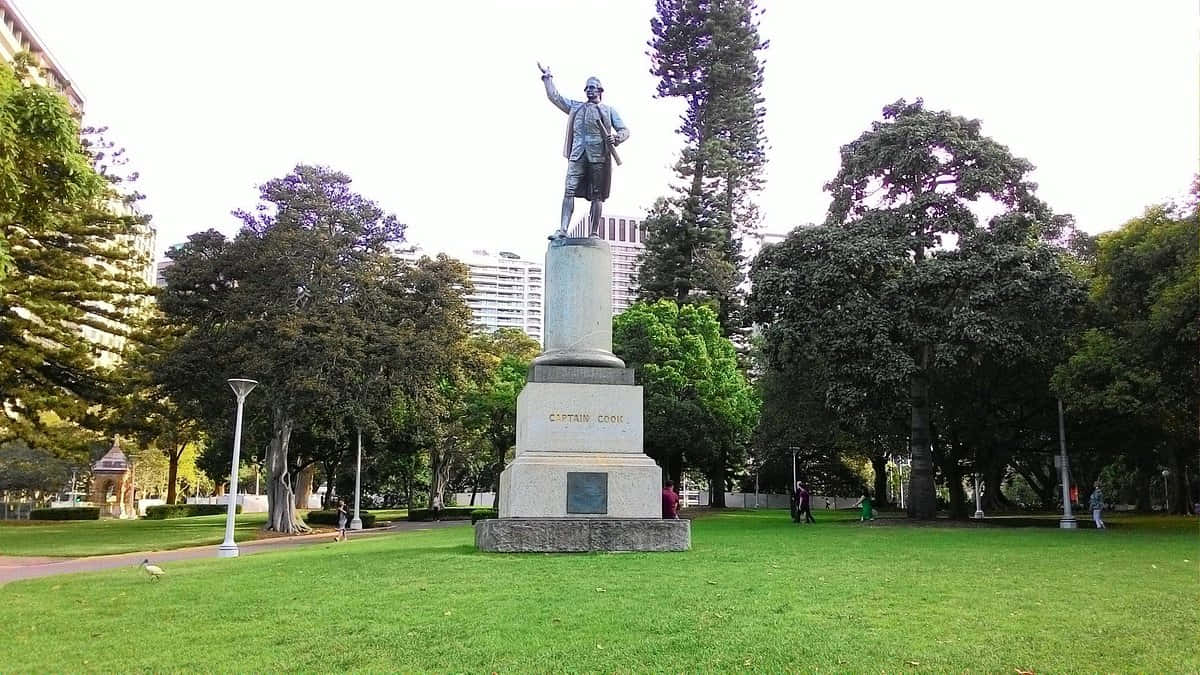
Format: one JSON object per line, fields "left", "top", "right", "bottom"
{"left": 797, "top": 482, "right": 815, "bottom": 523}
{"left": 661, "top": 481, "right": 680, "bottom": 519}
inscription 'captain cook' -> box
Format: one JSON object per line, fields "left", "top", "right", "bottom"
{"left": 548, "top": 413, "right": 626, "bottom": 424}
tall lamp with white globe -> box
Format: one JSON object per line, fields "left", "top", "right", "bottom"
{"left": 218, "top": 378, "right": 258, "bottom": 558}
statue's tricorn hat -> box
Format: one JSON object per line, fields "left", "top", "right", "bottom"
{"left": 585, "top": 76, "right": 604, "bottom": 92}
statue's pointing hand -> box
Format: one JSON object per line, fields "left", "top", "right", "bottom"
{"left": 538, "top": 62, "right": 552, "bottom": 79}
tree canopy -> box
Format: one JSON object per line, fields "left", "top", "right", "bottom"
{"left": 0, "top": 56, "right": 151, "bottom": 459}
{"left": 614, "top": 300, "right": 759, "bottom": 505}
{"left": 154, "top": 165, "right": 474, "bottom": 532}
{"left": 751, "top": 99, "right": 1086, "bottom": 518}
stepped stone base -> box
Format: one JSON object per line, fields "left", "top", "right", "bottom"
{"left": 475, "top": 518, "right": 691, "bottom": 552}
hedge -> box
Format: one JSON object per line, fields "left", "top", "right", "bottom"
{"left": 29, "top": 507, "right": 100, "bottom": 520}
{"left": 407, "top": 506, "right": 475, "bottom": 521}
{"left": 305, "top": 510, "right": 376, "bottom": 528}
{"left": 470, "top": 508, "right": 498, "bottom": 523}
{"left": 144, "top": 504, "right": 242, "bottom": 519}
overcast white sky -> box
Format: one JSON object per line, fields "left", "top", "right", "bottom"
{"left": 20, "top": 0, "right": 1199, "bottom": 260}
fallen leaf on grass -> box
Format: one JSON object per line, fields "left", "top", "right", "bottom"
{"left": 1015, "top": 669, "right": 1036, "bottom": 675}
{"left": 51, "top": 585, "right": 61, "bottom": 591}
{"left": 743, "top": 658, "right": 753, "bottom": 666}
{"left": 907, "top": 660, "right": 920, "bottom": 666}
{"left": 443, "top": 610, "right": 453, "bottom": 616}
{"left": 596, "top": 644, "right": 604, "bottom": 650}
{"left": 706, "top": 580, "right": 718, "bottom": 585}
{"left": 1151, "top": 564, "right": 1158, "bottom": 569}
{"left": 595, "top": 587, "right": 607, "bottom": 592}
{"left": 551, "top": 618, "right": 562, "bottom": 624}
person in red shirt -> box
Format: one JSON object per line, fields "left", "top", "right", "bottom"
{"left": 661, "top": 480, "right": 680, "bottom": 519}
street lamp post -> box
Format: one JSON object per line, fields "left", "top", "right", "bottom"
{"left": 350, "top": 429, "right": 364, "bottom": 530}
{"left": 218, "top": 378, "right": 257, "bottom": 558}
{"left": 1056, "top": 399, "right": 1077, "bottom": 529}
{"left": 1161, "top": 469, "right": 1170, "bottom": 514}
{"left": 973, "top": 474, "right": 985, "bottom": 519}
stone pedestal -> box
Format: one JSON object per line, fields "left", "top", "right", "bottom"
{"left": 477, "top": 518, "right": 691, "bottom": 553}
{"left": 532, "top": 238, "right": 624, "bottom": 369}
{"left": 478, "top": 238, "right": 690, "bottom": 553}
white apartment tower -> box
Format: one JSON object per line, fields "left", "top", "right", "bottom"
{"left": 571, "top": 214, "right": 646, "bottom": 314}
{"left": 398, "top": 247, "right": 544, "bottom": 343}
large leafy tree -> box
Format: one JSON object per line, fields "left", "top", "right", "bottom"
{"left": 638, "top": 0, "right": 768, "bottom": 333}
{"left": 157, "top": 165, "right": 466, "bottom": 533}
{"left": 614, "top": 300, "right": 759, "bottom": 506}
{"left": 753, "top": 99, "right": 1084, "bottom": 518}
{"left": 463, "top": 329, "right": 540, "bottom": 508}
{"left": 1053, "top": 197, "right": 1198, "bottom": 513}
{"left": 0, "top": 56, "right": 151, "bottom": 456}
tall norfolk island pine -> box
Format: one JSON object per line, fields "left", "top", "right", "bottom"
{"left": 638, "top": 0, "right": 768, "bottom": 334}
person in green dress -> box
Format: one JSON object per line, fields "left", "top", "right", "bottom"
{"left": 853, "top": 491, "right": 875, "bottom": 522}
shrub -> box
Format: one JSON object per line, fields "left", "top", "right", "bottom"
{"left": 29, "top": 507, "right": 100, "bottom": 520}
{"left": 304, "top": 510, "right": 376, "bottom": 528}
{"left": 144, "top": 504, "right": 242, "bottom": 519}
{"left": 407, "top": 506, "right": 475, "bottom": 521}
{"left": 470, "top": 508, "right": 498, "bottom": 523}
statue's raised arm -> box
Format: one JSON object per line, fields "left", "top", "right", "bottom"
{"left": 539, "top": 62, "right": 571, "bottom": 114}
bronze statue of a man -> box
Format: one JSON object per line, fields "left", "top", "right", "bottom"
{"left": 539, "top": 63, "right": 630, "bottom": 238}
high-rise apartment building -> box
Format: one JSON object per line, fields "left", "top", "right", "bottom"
{"left": 1, "top": 0, "right": 154, "bottom": 366}
{"left": 398, "top": 246, "right": 544, "bottom": 344}
{"left": 0, "top": 0, "right": 84, "bottom": 111}
{"left": 571, "top": 213, "right": 646, "bottom": 314}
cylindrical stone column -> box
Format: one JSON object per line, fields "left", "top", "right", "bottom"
{"left": 532, "top": 237, "right": 625, "bottom": 368}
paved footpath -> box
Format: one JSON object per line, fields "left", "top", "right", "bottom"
{"left": 0, "top": 520, "right": 469, "bottom": 585}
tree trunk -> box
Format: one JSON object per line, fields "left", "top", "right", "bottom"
{"left": 429, "top": 445, "right": 452, "bottom": 507}
{"left": 165, "top": 447, "right": 182, "bottom": 504}
{"left": 945, "top": 462, "right": 967, "bottom": 519}
{"left": 266, "top": 414, "right": 309, "bottom": 533}
{"left": 980, "top": 460, "right": 1008, "bottom": 512}
{"left": 491, "top": 445, "right": 505, "bottom": 509}
{"left": 669, "top": 459, "right": 683, "bottom": 492}
{"left": 709, "top": 448, "right": 727, "bottom": 508}
{"left": 294, "top": 464, "right": 315, "bottom": 509}
{"left": 321, "top": 460, "right": 337, "bottom": 508}
{"left": 907, "top": 342, "right": 937, "bottom": 519}
{"left": 871, "top": 455, "right": 890, "bottom": 507}
{"left": 1166, "top": 447, "right": 1185, "bottom": 514}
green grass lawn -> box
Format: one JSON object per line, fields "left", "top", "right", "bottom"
{"left": 3, "top": 510, "right": 1197, "bottom": 671}
{"left": 0, "top": 508, "right": 410, "bottom": 558}
{"left": 0, "top": 513, "right": 269, "bottom": 557}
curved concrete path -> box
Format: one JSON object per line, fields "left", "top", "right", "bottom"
{"left": 0, "top": 520, "right": 468, "bottom": 585}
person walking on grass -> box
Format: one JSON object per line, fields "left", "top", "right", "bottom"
{"left": 431, "top": 492, "right": 443, "bottom": 522}
{"left": 334, "top": 498, "right": 349, "bottom": 542}
{"left": 1090, "top": 481, "right": 1106, "bottom": 529}
{"left": 853, "top": 491, "right": 875, "bottom": 522}
{"left": 797, "top": 482, "right": 815, "bottom": 524}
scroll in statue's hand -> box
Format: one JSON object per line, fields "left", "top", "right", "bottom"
{"left": 537, "top": 62, "right": 552, "bottom": 79}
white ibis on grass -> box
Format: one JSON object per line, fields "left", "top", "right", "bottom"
{"left": 139, "top": 559, "right": 166, "bottom": 580}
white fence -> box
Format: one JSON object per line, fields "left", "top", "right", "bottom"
{"left": 696, "top": 493, "right": 860, "bottom": 509}
{"left": 450, "top": 491, "right": 858, "bottom": 510}
{"left": 188, "top": 494, "right": 272, "bottom": 513}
